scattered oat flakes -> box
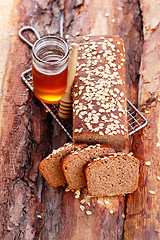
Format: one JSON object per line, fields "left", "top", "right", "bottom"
{"left": 122, "top": 214, "right": 125, "bottom": 219}
{"left": 80, "top": 205, "right": 85, "bottom": 211}
{"left": 110, "top": 210, "right": 114, "bottom": 214}
{"left": 75, "top": 194, "right": 80, "bottom": 199}
{"left": 65, "top": 187, "right": 71, "bottom": 192}
{"left": 65, "top": 34, "right": 70, "bottom": 39}
{"left": 156, "top": 142, "right": 160, "bottom": 147}
{"left": 112, "top": 19, "right": 115, "bottom": 23}
{"left": 86, "top": 210, "right": 92, "bottom": 215}
{"left": 105, "top": 12, "right": 110, "bottom": 17}
{"left": 145, "top": 161, "right": 151, "bottom": 166}
{"left": 75, "top": 190, "right": 80, "bottom": 195}
{"left": 145, "top": 110, "right": 150, "bottom": 114}
{"left": 149, "top": 190, "right": 155, "bottom": 195}
{"left": 157, "top": 176, "right": 160, "bottom": 181}
{"left": 37, "top": 215, "right": 42, "bottom": 219}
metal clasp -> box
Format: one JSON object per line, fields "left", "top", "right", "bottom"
{"left": 18, "top": 26, "right": 40, "bottom": 48}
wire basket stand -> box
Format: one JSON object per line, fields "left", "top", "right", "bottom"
{"left": 21, "top": 68, "right": 148, "bottom": 141}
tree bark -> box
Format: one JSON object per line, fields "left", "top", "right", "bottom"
{"left": 0, "top": 1, "right": 68, "bottom": 239}
{"left": 124, "top": 0, "right": 160, "bottom": 239}
{"left": 1, "top": 0, "right": 156, "bottom": 239}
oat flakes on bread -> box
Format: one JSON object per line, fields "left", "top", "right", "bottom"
{"left": 73, "top": 35, "right": 128, "bottom": 151}
{"left": 39, "top": 142, "right": 88, "bottom": 187}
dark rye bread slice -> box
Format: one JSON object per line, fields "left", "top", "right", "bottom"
{"left": 73, "top": 35, "right": 128, "bottom": 152}
{"left": 62, "top": 144, "right": 115, "bottom": 190}
{"left": 39, "top": 142, "right": 88, "bottom": 187}
{"left": 85, "top": 154, "right": 140, "bottom": 197}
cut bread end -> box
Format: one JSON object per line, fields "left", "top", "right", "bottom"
{"left": 85, "top": 155, "right": 139, "bottom": 197}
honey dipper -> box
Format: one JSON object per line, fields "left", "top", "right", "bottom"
{"left": 58, "top": 43, "right": 79, "bottom": 119}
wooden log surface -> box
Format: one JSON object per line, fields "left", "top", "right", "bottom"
{"left": 0, "top": 0, "right": 159, "bottom": 239}
{"left": 124, "top": 0, "right": 160, "bottom": 239}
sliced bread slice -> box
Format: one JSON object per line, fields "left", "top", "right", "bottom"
{"left": 62, "top": 144, "right": 115, "bottom": 190}
{"left": 39, "top": 142, "right": 88, "bottom": 187}
{"left": 85, "top": 154, "right": 139, "bottom": 197}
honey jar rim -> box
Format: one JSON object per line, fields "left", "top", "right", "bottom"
{"left": 32, "top": 35, "right": 69, "bottom": 66}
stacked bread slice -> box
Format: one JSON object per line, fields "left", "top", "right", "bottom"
{"left": 85, "top": 154, "right": 139, "bottom": 197}
{"left": 62, "top": 144, "right": 115, "bottom": 190}
{"left": 39, "top": 142, "right": 139, "bottom": 196}
{"left": 39, "top": 35, "right": 140, "bottom": 197}
{"left": 39, "top": 142, "right": 88, "bottom": 187}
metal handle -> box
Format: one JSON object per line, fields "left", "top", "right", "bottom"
{"left": 19, "top": 26, "right": 40, "bottom": 48}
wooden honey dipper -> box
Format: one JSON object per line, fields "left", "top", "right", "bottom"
{"left": 58, "top": 43, "right": 79, "bottom": 119}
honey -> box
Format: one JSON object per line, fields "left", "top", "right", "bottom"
{"left": 32, "top": 36, "right": 69, "bottom": 104}
{"left": 32, "top": 63, "right": 68, "bottom": 103}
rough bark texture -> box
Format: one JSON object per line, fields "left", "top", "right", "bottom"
{"left": 124, "top": 0, "right": 160, "bottom": 239}
{"left": 1, "top": 0, "right": 158, "bottom": 239}
{"left": 0, "top": 1, "right": 68, "bottom": 239}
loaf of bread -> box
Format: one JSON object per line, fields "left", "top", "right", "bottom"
{"left": 39, "top": 142, "right": 87, "bottom": 187}
{"left": 85, "top": 154, "right": 139, "bottom": 197}
{"left": 73, "top": 35, "right": 128, "bottom": 151}
{"left": 62, "top": 144, "right": 115, "bottom": 190}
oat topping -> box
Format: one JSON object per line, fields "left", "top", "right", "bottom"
{"left": 73, "top": 36, "right": 128, "bottom": 136}
{"left": 49, "top": 143, "right": 74, "bottom": 156}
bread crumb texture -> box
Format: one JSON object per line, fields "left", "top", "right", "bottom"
{"left": 85, "top": 155, "right": 139, "bottom": 197}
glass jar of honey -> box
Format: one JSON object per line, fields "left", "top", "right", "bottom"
{"left": 32, "top": 36, "right": 69, "bottom": 104}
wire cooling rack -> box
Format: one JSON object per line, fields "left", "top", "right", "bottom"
{"left": 21, "top": 68, "right": 148, "bottom": 140}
